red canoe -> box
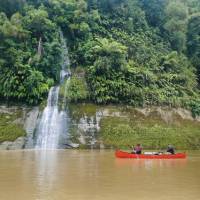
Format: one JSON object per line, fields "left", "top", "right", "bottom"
{"left": 115, "top": 150, "right": 186, "bottom": 159}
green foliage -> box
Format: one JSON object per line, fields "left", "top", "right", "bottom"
{"left": 0, "top": 0, "right": 25, "bottom": 17}
{"left": 187, "top": 13, "right": 200, "bottom": 57}
{"left": 188, "top": 99, "right": 200, "bottom": 118}
{"left": 0, "top": 5, "right": 61, "bottom": 104}
{"left": 0, "top": 124, "right": 26, "bottom": 143}
{"left": 86, "top": 38, "right": 130, "bottom": 104}
{"left": 187, "top": 13, "right": 200, "bottom": 84}
{"left": 164, "top": 1, "right": 188, "bottom": 52}
{"left": 0, "top": 112, "right": 26, "bottom": 143}
{"left": 0, "top": 0, "right": 200, "bottom": 115}
{"left": 60, "top": 76, "right": 89, "bottom": 103}
{"left": 100, "top": 116, "right": 200, "bottom": 149}
{"left": 92, "top": 38, "right": 128, "bottom": 71}
{"left": 140, "top": 0, "right": 168, "bottom": 28}
{"left": 86, "top": 42, "right": 197, "bottom": 107}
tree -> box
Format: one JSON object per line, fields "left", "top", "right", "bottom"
{"left": 187, "top": 13, "right": 200, "bottom": 83}
{"left": 23, "top": 6, "right": 56, "bottom": 40}
{"left": 87, "top": 0, "right": 98, "bottom": 11}
{"left": 92, "top": 38, "right": 128, "bottom": 72}
{"left": 86, "top": 38, "right": 129, "bottom": 103}
{"left": 164, "top": 1, "right": 188, "bottom": 52}
{"left": 187, "top": 13, "right": 200, "bottom": 57}
{"left": 0, "top": 0, "right": 25, "bottom": 17}
{"left": 0, "top": 5, "right": 61, "bottom": 103}
{"left": 140, "top": 0, "right": 168, "bottom": 28}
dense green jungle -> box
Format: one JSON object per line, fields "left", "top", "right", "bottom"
{"left": 0, "top": 0, "right": 200, "bottom": 148}
{"left": 0, "top": 0, "right": 200, "bottom": 111}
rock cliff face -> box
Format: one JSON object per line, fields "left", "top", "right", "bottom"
{"left": 68, "top": 104, "right": 200, "bottom": 149}
{"left": 24, "top": 107, "right": 40, "bottom": 149}
{"left": 0, "top": 106, "right": 39, "bottom": 150}
{"left": 1, "top": 103, "right": 200, "bottom": 150}
{"left": 0, "top": 137, "right": 26, "bottom": 150}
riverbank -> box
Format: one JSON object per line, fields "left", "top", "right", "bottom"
{"left": 1, "top": 103, "right": 200, "bottom": 150}
{"left": 0, "top": 105, "right": 39, "bottom": 150}
{"left": 68, "top": 104, "right": 200, "bottom": 150}
{"left": 0, "top": 107, "right": 26, "bottom": 143}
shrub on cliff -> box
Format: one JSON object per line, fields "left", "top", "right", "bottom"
{"left": 60, "top": 76, "right": 89, "bottom": 103}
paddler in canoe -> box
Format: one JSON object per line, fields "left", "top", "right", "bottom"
{"left": 131, "top": 144, "right": 175, "bottom": 155}
{"left": 166, "top": 144, "right": 175, "bottom": 154}
{"left": 131, "top": 144, "right": 143, "bottom": 154}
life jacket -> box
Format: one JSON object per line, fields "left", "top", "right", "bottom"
{"left": 134, "top": 146, "right": 142, "bottom": 152}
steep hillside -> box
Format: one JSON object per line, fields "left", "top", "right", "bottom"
{"left": 0, "top": 0, "right": 200, "bottom": 115}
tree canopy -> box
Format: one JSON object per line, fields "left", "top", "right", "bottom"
{"left": 0, "top": 0, "right": 200, "bottom": 115}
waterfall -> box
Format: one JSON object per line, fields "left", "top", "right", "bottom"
{"left": 60, "top": 30, "right": 71, "bottom": 83}
{"left": 35, "top": 31, "right": 70, "bottom": 150}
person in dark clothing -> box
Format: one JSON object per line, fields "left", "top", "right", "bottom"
{"left": 132, "top": 144, "right": 142, "bottom": 154}
{"left": 166, "top": 144, "right": 175, "bottom": 154}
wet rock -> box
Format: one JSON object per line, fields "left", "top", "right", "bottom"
{"left": 0, "top": 137, "right": 25, "bottom": 150}
{"left": 24, "top": 107, "right": 40, "bottom": 149}
{"left": 0, "top": 141, "right": 12, "bottom": 150}
{"left": 8, "top": 137, "right": 26, "bottom": 150}
{"left": 0, "top": 105, "right": 39, "bottom": 150}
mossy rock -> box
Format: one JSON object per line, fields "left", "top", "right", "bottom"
{"left": 68, "top": 103, "right": 100, "bottom": 120}
{"left": 0, "top": 124, "right": 26, "bottom": 143}
{"left": 100, "top": 115, "right": 200, "bottom": 150}
{"left": 0, "top": 111, "right": 26, "bottom": 143}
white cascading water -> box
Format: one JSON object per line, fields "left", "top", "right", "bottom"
{"left": 35, "top": 31, "right": 70, "bottom": 150}
{"left": 60, "top": 31, "right": 70, "bottom": 83}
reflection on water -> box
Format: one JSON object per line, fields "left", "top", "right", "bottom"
{"left": 115, "top": 158, "right": 187, "bottom": 170}
{"left": 35, "top": 151, "right": 59, "bottom": 199}
{"left": 0, "top": 150, "right": 199, "bottom": 200}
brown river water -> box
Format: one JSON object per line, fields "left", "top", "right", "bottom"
{"left": 0, "top": 150, "right": 199, "bottom": 200}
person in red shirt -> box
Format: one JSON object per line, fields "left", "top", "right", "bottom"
{"left": 132, "top": 144, "right": 142, "bottom": 154}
